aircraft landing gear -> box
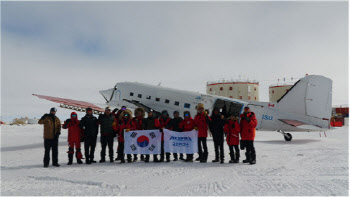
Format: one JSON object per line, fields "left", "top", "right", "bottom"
{"left": 277, "top": 130, "right": 293, "bottom": 141}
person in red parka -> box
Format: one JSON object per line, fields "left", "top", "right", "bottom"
{"left": 118, "top": 109, "right": 136, "bottom": 163}
{"left": 240, "top": 106, "right": 258, "bottom": 165}
{"left": 159, "top": 110, "right": 171, "bottom": 162}
{"left": 224, "top": 115, "right": 241, "bottom": 163}
{"left": 194, "top": 103, "right": 211, "bottom": 163}
{"left": 132, "top": 107, "right": 145, "bottom": 161}
{"left": 179, "top": 111, "right": 195, "bottom": 162}
{"left": 63, "top": 112, "right": 83, "bottom": 165}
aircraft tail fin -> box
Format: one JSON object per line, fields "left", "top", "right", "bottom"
{"left": 277, "top": 75, "right": 332, "bottom": 120}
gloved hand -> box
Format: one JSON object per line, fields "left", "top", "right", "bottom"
{"left": 54, "top": 131, "right": 61, "bottom": 139}
{"left": 245, "top": 116, "right": 251, "bottom": 122}
{"left": 204, "top": 111, "right": 208, "bottom": 116}
{"left": 240, "top": 140, "right": 245, "bottom": 150}
{"left": 231, "top": 123, "right": 235, "bottom": 128}
{"left": 194, "top": 126, "right": 198, "bottom": 131}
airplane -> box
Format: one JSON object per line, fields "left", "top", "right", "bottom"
{"left": 33, "top": 74, "right": 333, "bottom": 141}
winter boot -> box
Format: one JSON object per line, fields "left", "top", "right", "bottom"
{"left": 141, "top": 155, "right": 145, "bottom": 161}
{"left": 234, "top": 152, "right": 240, "bottom": 163}
{"left": 153, "top": 155, "right": 159, "bottom": 163}
{"left": 133, "top": 154, "right": 138, "bottom": 161}
{"left": 67, "top": 148, "right": 74, "bottom": 165}
{"left": 120, "top": 159, "right": 125, "bottom": 164}
{"left": 144, "top": 155, "right": 149, "bottom": 163}
{"left": 220, "top": 159, "right": 224, "bottom": 164}
{"left": 44, "top": 164, "right": 49, "bottom": 168}
{"left": 110, "top": 158, "right": 114, "bottom": 163}
{"left": 212, "top": 158, "right": 219, "bottom": 163}
{"left": 127, "top": 159, "right": 133, "bottom": 163}
{"left": 166, "top": 153, "right": 171, "bottom": 162}
{"left": 86, "top": 159, "right": 91, "bottom": 164}
{"left": 53, "top": 163, "right": 60, "bottom": 167}
{"left": 195, "top": 153, "right": 201, "bottom": 161}
{"left": 243, "top": 152, "right": 251, "bottom": 163}
{"left": 200, "top": 152, "right": 208, "bottom": 163}
{"left": 76, "top": 148, "right": 83, "bottom": 164}
{"left": 250, "top": 153, "right": 256, "bottom": 165}
{"left": 90, "top": 157, "right": 97, "bottom": 163}
{"left": 99, "top": 158, "right": 106, "bottom": 163}
{"left": 179, "top": 154, "right": 185, "bottom": 161}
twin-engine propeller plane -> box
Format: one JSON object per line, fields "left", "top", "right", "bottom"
{"left": 33, "top": 75, "right": 333, "bottom": 141}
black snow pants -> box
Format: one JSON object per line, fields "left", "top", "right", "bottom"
{"left": 44, "top": 138, "right": 59, "bottom": 165}
{"left": 213, "top": 134, "right": 224, "bottom": 160}
{"left": 243, "top": 140, "right": 256, "bottom": 161}
{"left": 84, "top": 136, "right": 97, "bottom": 161}
{"left": 100, "top": 136, "right": 114, "bottom": 160}
{"left": 198, "top": 137, "right": 208, "bottom": 160}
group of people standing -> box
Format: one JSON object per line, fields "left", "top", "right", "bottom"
{"left": 39, "top": 103, "right": 258, "bottom": 168}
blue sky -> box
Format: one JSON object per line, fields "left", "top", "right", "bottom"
{"left": 1, "top": 1, "right": 348, "bottom": 120}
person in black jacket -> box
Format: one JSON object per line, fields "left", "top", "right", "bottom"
{"left": 167, "top": 111, "right": 184, "bottom": 161}
{"left": 79, "top": 108, "right": 99, "bottom": 164}
{"left": 209, "top": 108, "right": 226, "bottom": 163}
{"left": 142, "top": 110, "right": 160, "bottom": 162}
{"left": 98, "top": 107, "right": 118, "bottom": 163}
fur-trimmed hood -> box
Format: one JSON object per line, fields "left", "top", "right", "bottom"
{"left": 134, "top": 107, "right": 145, "bottom": 117}
{"left": 119, "top": 109, "right": 133, "bottom": 120}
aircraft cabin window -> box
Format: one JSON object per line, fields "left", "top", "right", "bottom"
{"left": 174, "top": 101, "right": 179, "bottom": 106}
{"left": 156, "top": 98, "right": 160, "bottom": 102}
{"left": 138, "top": 94, "right": 142, "bottom": 98}
{"left": 165, "top": 99, "right": 170, "bottom": 104}
{"left": 146, "top": 96, "right": 151, "bottom": 100}
{"left": 130, "top": 92, "right": 134, "bottom": 96}
{"left": 184, "top": 103, "right": 191, "bottom": 108}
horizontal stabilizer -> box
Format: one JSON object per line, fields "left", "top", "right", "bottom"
{"left": 279, "top": 119, "right": 322, "bottom": 130}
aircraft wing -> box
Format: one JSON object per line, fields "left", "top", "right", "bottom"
{"left": 279, "top": 119, "right": 324, "bottom": 130}
{"left": 33, "top": 94, "right": 105, "bottom": 114}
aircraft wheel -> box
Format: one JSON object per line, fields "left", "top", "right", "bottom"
{"left": 284, "top": 133, "right": 292, "bottom": 141}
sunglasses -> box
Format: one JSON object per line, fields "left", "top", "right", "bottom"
{"left": 185, "top": 114, "right": 189, "bottom": 117}
{"left": 122, "top": 107, "right": 126, "bottom": 110}
{"left": 72, "top": 114, "right": 77, "bottom": 117}
{"left": 124, "top": 114, "right": 129, "bottom": 116}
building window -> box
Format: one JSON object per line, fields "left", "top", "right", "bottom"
{"left": 272, "top": 90, "right": 274, "bottom": 94}
{"left": 286, "top": 89, "right": 289, "bottom": 92}
{"left": 239, "top": 96, "right": 242, "bottom": 99}
{"left": 254, "top": 87, "right": 257, "bottom": 91}
{"left": 220, "top": 87, "right": 223, "bottom": 91}
{"left": 138, "top": 94, "right": 142, "bottom": 98}
{"left": 255, "top": 97, "right": 257, "bottom": 100}
{"left": 130, "top": 92, "right": 134, "bottom": 96}
{"left": 229, "top": 87, "right": 233, "bottom": 90}
{"left": 165, "top": 99, "right": 170, "bottom": 104}
{"left": 248, "top": 96, "right": 251, "bottom": 100}
{"left": 229, "top": 96, "right": 233, "bottom": 98}
{"left": 184, "top": 103, "right": 191, "bottom": 108}
{"left": 209, "top": 88, "right": 212, "bottom": 91}
{"left": 156, "top": 98, "right": 160, "bottom": 102}
{"left": 146, "top": 96, "right": 151, "bottom": 100}
{"left": 174, "top": 101, "right": 179, "bottom": 106}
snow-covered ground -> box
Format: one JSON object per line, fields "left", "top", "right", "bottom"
{"left": 1, "top": 125, "right": 348, "bottom": 196}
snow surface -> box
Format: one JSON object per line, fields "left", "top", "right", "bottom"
{"left": 1, "top": 125, "right": 348, "bottom": 196}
